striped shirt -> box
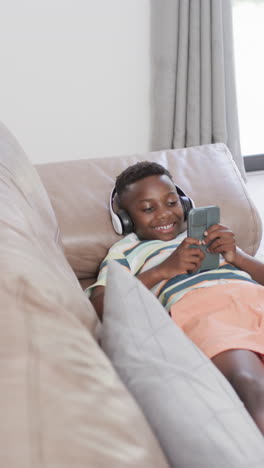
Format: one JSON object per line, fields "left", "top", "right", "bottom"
{"left": 86, "top": 231, "right": 257, "bottom": 312}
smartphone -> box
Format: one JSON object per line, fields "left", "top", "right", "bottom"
{"left": 187, "top": 205, "right": 220, "bottom": 272}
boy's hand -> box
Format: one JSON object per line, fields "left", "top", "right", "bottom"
{"left": 159, "top": 237, "right": 205, "bottom": 278}
{"left": 203, "top": 224, "right": 237, "bottom": 263}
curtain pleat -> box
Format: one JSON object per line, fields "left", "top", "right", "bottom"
{"left": 211, "top": 0, "right": 228, "bottom": 144}
{"left": 200, "top": 0, "right": 212, "bottom": 144}
{"left": 186, "top": 0, "right": 201, "bottom": 147}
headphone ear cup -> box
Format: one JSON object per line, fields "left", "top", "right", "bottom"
{"left": 110, "top": 186, "right": 134, "bottom": 235}
{"left": 180, "top": 196, "right": 193, "bottom": 221}
{"left": 175, "top": 184, "right": 194, "bottom": 221}
{"left": 117, "top": 209, "right": 134, "bottom": 235}
{"left": 111, "top": 211, "right": 124, "bottom": 235}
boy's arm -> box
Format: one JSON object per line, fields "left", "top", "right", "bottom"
{"left": 138, "top": 237, "right": 204, "bottom": 288}
{"left": 90, "top": 286, "right": 105, "bottom": 321}
{"left": 137, "top": 267, "right": 166, "bottom": 289}
{"left": 204, "top": 224, "right": 264, "bottom": 285}
{"left": 231, "top": 248, "right": 264, "bottom": 286}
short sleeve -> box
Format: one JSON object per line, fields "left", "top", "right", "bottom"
{"left": 85, "top": 241, "right": 131, "bottom": 298}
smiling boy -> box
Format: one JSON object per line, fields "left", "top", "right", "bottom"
{"left": 87, "top": 161, "right": 264, "bottom": 435}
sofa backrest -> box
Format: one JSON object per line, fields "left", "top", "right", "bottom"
{"left": 36, "top": 143, "right": 262, "bottom": 288}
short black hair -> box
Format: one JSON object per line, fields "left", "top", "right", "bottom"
{"left": 115, "top": 161, "right": 173, "bottom": 197}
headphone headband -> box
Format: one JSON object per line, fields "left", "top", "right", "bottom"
{"left": 110, "top": 184, "right": 194, "bottom": 235}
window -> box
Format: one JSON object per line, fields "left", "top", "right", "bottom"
{"left": 233, "top": 0, "right": 264, "bottom": 161}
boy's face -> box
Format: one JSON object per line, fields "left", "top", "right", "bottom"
{"left": 120, "top": 174, "right": 185, "bottom": 241}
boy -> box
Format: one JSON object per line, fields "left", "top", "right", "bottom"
{"left": 88, "top": 161, "right": 264, "bottom": 435}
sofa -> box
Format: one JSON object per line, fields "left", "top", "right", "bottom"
{"left": 1, "top": 119, "right": 264, "bottom": 468}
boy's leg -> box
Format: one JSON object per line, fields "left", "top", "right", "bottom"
{"left": 212, "top": 349, "right": 264, "bottom": 435}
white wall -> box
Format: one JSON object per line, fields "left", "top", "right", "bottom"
{"left": 0, "top": 0, "right": 150, "bottom": 164}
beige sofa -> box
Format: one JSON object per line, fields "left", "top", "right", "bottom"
{"left": 36, "top": 141, "right": 262, "bottom": 290}
{"left": 0, "top": 120, "right": 263, "bottom": 467}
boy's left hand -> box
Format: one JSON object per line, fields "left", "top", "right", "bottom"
{"left": 203, "top": 224, "right": 237, "bottom": 263}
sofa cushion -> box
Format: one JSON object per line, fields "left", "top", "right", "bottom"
{"left": 0, "top": 121, "right": 169, "bottom": 468}
{"left": 101, "top": 261, "right": 264, "bottom": 468}
{"left": 36, "top": 143, "right": 262, "bottom": 283}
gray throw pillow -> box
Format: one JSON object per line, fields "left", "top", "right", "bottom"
{"left": 101, "top": 261, "right": 264, "bottom": 468}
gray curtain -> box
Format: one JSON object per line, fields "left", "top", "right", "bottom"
{"left": 150, "top": 0, "right": 246, "bottom": 180}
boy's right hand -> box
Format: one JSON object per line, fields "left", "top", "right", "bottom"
{"left": 159, "top": 237, "right": 205, "bottom": 279}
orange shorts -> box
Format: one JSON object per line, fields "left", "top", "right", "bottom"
{"left": 170, "top": 281, "right": 264, "bottom": 360}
